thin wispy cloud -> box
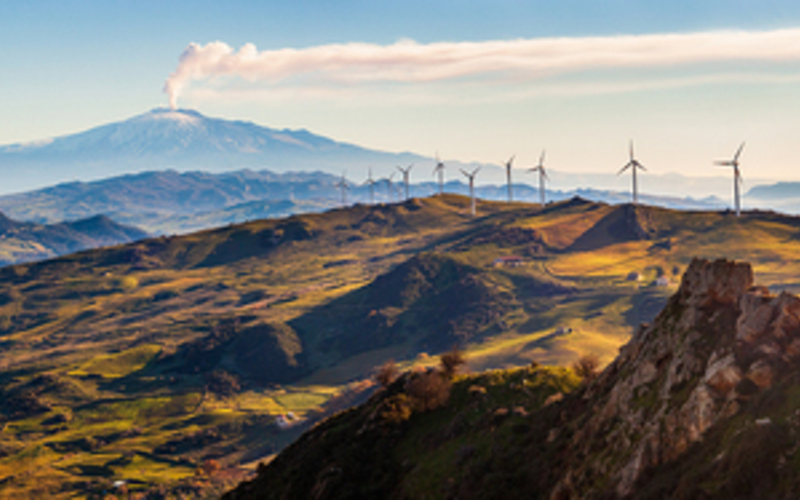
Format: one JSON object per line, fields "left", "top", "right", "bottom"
{"left": 164, "top": 28, "right": 800, "bottom": 108}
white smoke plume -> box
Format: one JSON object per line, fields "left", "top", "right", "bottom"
{"left": 164, "top": 28, "right": 800, "bottom": 109}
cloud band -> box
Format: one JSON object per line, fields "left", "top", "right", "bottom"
{"left": 164, "top": 29, "right": 800, "bottom": 108}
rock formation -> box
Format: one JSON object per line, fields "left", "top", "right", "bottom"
{"left": 553, "top": 258, "right": 800, "bottom": 497}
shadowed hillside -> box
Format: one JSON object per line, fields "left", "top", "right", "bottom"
{"left": 0, "top": 211, "right": 147, "bottom": 266}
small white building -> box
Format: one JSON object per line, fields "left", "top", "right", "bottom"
{"left": 655, "top": 276, "right": 670, "bottom": 287}
{"left": 275, "top": 413, "right": 300, "bottom": 430}
{"left": 493, "top": 256, "right": 524, "bottom": 268}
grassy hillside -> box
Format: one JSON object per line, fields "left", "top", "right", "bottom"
{"left": 2, "top": 195, "right": 800, "bottom": 497}
{"left": 225, "top": 363, "right": 581, "bottom": 500}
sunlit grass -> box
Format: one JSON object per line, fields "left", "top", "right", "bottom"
{"left": 68, "top": 344, "right": 161, "bottom": 379}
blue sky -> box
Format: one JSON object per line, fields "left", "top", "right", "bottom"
{"left": 3, "top": 0, "right": 800, "bottom": 185}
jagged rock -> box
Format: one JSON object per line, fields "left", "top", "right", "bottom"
{"left": 746, "top": 359, "right": 775, "bottom": 389}
{"left": 552, "top": 258, "right": 778, "bottom": 497}
{"left": 703, "top": 352, "right": 741, "bottom": 397}
{"left": 548, "top": 258, "right": 800, "bottom": 498}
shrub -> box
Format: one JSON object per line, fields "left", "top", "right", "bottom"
{"left": 572, "top": 353, "right": 600, "bottom": 381}
{"left": 201, "top": 458, "right": 221, "bottom": 477}
{"left": 379, "top": 393, "right": 414, "bottom": 424}
{"left": 406, "top": 370, "right": 451, "bottom": 411}
{"left": 375, "top": 360, "right": 399, "bottom": 388}
{"left": 117, "top": 276, "right": 139, "bottom": 290}
{"left": 205, "top": 370, "right": 241, "bottom": 396}
{"left": 440, "top": 345, "right": 466, "bottom": 380}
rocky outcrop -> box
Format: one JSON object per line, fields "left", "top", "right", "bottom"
{"left": 553, "top": 258, "right": 800, "bottom": 498}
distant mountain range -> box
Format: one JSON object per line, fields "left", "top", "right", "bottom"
{"left": 0, "top": 107, "right": 768, "bottom": 202}
{"left": 0, "top": 169, "right": 727, "bottom": 235}
{"left": 745, "top": 182, "right": 800, "bottom": 213}
{"left": 0, "top": 108, "right": 440, "bottom": 194}
{"left": 0, "top": 212, "right": 147, "bottom": 266}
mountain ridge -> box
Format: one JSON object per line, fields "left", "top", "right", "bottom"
{"left": 0, "top": 210, "right": 148, "bottom": 266}
{"left": 0, "top": 168, "right": 725, "bottom": 237}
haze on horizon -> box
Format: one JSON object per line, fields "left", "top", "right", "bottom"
{"left": 2, "top": 1, "right": 800, "bottom": 186}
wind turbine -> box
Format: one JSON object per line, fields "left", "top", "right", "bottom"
{"left": 335, "top": 172, "right": 350, "bottom": 206}
{"left": 386, "top": 172, "right": 396, "bottom": 202}
{"left": 461, "top": 167, "right": 480, "bottom": 216}
{"left": 617, "top": 141, "right": 646, "bottom": 205}
{"left": 528, "top": 150, "right": 549, "bottom": 206}
{"left": 503, "top": 155, "right": 515, "bottom": 202}
{"left": 715, "top": 142, "right": 745, "bottom": 217}
{"left": 364, "top": 168, "right": 376, "bottom": 205}
{"left": 433, "top": 153, "right": 446, "bottom": 195}
{"left": 397, "top": 164, "right": 413, "bottom": 201}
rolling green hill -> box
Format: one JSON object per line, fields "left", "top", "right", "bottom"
{"left": 2, "top": 195, "right": 800, "bottom": 497}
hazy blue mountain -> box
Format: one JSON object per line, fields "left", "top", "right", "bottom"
{"left": 0, "top": 169, "right": 342, "bottom": 224}
{"left": 0, "top": 108, "right": 433, "bottom": 194}
{"left": 747, "top": 182, "right": 800, "bottom": 200}
{"left": 745, "top": 182, "right": 800, "bottom": 214}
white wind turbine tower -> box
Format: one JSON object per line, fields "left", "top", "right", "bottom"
{"left": 461, "top": 167, "right": 480, "bottom": 216}
{"left": 617, "top": 141, "right": 647, "bottom": 205}
{"left": 503, "top": 155, "right": 515, "bottom": 202}
{"left": 335, "top": 172, "right": 350, "bottom": 206}
{"left": 397, "top": 164, "right": 413, "bottom": 201}
{"left": 715, "top": 142, "right": 745, "bottom": 217}
{"left": 364, "top": 168, "right": 376, "bottom": 204}
{"left": 433, "top": 153, "right": 446, "bottom": 195}
{"left": 528, "top": 150, "right": 549, "bottom": 206}
{"left": 386, "top": 172, "right": 396, "bottom": 202}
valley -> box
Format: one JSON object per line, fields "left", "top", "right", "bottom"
{"left": 2, "top": 194, "right": 800, "bottom": 497}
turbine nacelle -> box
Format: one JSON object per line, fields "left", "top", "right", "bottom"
{"left": 460, "top": 167, "right": 480, "bottom": 179}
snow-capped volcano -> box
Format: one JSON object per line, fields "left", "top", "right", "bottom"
{"left": 0, "top": 108, "right": 427, "bottom": 193}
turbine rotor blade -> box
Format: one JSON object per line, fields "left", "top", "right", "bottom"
{"left": 734, "top": 142, "right": 745, "bottom": 162}
{"left": 539, "top": 150, "right": 546, "bottom": 165}
{"left": 617, "top": 163, "right": 632, "bottom": 176}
